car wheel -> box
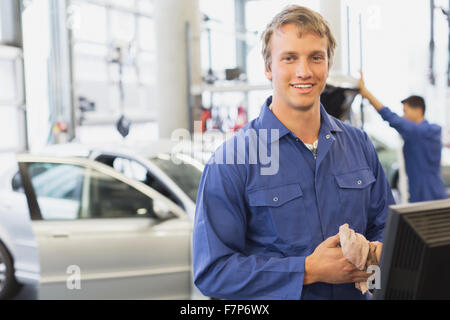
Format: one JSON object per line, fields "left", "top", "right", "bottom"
{"left": 0, "top": 242, "right": 20, "bottom": 300}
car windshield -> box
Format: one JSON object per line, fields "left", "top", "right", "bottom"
{"left": 150, "top": 154, "right": 203, "bottom": 202}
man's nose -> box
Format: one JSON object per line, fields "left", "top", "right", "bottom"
{"left": 296, "top": 59, "right": 313, "bottom": 78}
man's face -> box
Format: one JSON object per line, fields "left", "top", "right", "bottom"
{"left": 265, "top": 23, "right": 329, "bottom": 112}
{"left": 403, "top": 103, "right": 421, "bottom": 121}
{"left": 403, "top": 104, "right": 413, "bottom": 121}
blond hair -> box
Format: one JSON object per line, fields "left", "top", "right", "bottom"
{"left": 261, "top": 5, "right": 337, "bottom": 71}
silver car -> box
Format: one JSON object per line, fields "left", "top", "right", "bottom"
{"left": 0, "top": 141, "right": 205, "bottom": 299}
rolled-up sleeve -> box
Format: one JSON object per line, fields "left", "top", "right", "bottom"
{"left": 192, "top": 155, "right": 306, "bottom": 300}
{"left": 378, "top": 107, "right": 416, "bottom": 139}
{"left": 361, "top": 131, "right": 396, "bottom": 242}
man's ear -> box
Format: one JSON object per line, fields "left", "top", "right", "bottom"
{"left": 265, "top": 68, "right": 272, "bottom": 81}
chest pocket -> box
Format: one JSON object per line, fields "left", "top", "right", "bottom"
{"left": 248, "top": 183, "right": 303, "bottom": 207}
{"left": 334, "top": 168, "right": 376, "bottom": 233}
{"left": 335, "top": 168, "right": 376, "bottom": 189}
{"left": 247, "top": 184, "right": 309, "bottom": 245}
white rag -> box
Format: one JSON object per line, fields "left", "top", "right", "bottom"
{"left": 339, "top": 223, "right": 382, "bottom": 294}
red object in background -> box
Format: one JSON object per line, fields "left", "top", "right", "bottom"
{"left": 201, "top": 108, "right": 212, "bottom": 132}
{"left": 57, "top": 121, "right": 68, "bottom": 132}
{"left": 52, "top": 121, "right": 68, "bottom": 134}
{"left": 232, "top": 106, "right": 248, "bottom": 131}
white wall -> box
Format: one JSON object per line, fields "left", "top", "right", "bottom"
{"left": 344, "top": 0, "right": 448, "bottom": 128}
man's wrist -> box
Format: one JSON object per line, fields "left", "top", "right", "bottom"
{"left": 364, "top": 91, "right": 384, "bottom": 111}
{"left": 303, "top": 255, "right": 316, "bottom": 285}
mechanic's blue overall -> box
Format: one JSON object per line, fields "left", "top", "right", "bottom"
{"left": 379, "top": 107, "right": 447, "bottom": 202}
{"left": 193, "top": 96, "right": 395, "bottom": 300}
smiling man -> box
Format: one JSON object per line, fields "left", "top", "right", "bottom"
{"left": 193, "top": 5, "right": 395, "bottom": 300}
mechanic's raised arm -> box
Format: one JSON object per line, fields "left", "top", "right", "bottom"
{"left": 359, "top": 73, "right": 383, "bottom": 112}
{"left": 377, "top": 107, "right": 418, "bottom": 139}
{"left": 359, "top": 72, "right": 416, "bottom": 138}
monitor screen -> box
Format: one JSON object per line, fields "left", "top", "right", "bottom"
{"left": 374, "top": 199, "right": 450, "bottom": 299}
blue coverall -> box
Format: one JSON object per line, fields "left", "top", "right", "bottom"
{"left": 379, "top": 107, "right": 446, "bottom": 202}
{"left": 193, "top": 97, "right": 395, "bottom": 299}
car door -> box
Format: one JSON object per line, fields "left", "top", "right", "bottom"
{"left": 17, "top": 155, "right": 192, "bottom": 299}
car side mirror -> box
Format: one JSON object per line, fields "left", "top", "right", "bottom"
{"left": 12, "top": 172, "right": 23, "bottom": 191}
{"left": 153, "top": 199, "right": 174, "bottom": 220}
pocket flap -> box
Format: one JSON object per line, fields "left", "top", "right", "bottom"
{"left": 335, "top": 168, "right": 376, "bottom": 189}
{"left": 248, "top": 183, "right": 303, "bottom": 207}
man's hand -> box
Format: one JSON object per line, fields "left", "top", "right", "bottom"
{"left": 371, "top": 241, "right": 383, "bottom": 263}
{"left": 358, "top": 71, "right": 384, "bottom": 111}
{"left": 304, "top": 234, "right": 371, "bottom": 285}
{"left": 359, "top": 72, "right": 370, "bottom": 99}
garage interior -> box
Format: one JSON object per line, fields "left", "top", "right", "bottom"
{"left": 0, "top": 0, "right": 449, "bottom": 300}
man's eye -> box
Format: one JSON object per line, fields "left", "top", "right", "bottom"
{"left": 312, "top": 56, "right": 325, "bottom": 62}
{"left": 283, "top": 56, "right": 295, "bottom": 62}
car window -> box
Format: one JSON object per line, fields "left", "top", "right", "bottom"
{"left": 150, "top": 155, "right": 202, "bottom": 202}
{"left": 23, "top": 162, "right": 160, "bottom": 221}
{"left": 30, "top": 163, "right": 83, "bottom": 200}
{"left": 95, "top": 154, "right": 184, "bottom": 208}
{"left": 85, "top": 167, "right": 157, "bottom": 219}
{"left": 25, "top": 162, "right": 84, "bottom": 220}
{"left": 112, "top": 157, "right": 147, "bottom": 182}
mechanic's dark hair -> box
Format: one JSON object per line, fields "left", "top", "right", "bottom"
{"left": 401, "top": 95, "right": 426, "bottom": 115}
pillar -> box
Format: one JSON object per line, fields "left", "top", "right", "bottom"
{"left": 154, "top": 0, "right": 202, "bottom": 138}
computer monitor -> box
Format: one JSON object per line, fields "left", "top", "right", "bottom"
{"left": 374, "top": 199, "right": 450, "bottom": 299}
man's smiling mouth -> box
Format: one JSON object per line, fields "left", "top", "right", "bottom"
{"left": 291, "top": 84, "right": 313, "bottom": 88}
